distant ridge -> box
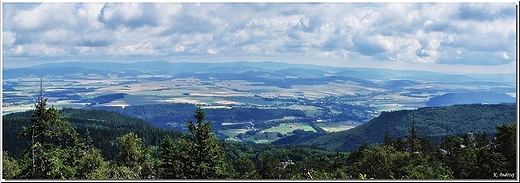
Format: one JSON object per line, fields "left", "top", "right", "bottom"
{"left": 426, "top": 91, "right": 516, "bottom": 107}
{"left": 4, "top": 60, "right": 515, "bottom": 84}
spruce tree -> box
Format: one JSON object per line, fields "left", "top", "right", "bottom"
{"left": 159, "top": 135, "right": 181, "bottom": 179}
{"left": 175, "top": 105, "right": 228, "bottom": 179}
{"left": 494, "top": 122, "right": 516, "bottom": 173}
{"left": 18, "top": 78, "right": 81, "bottom": 179}
{"left": 115, "top": 132, "right": 156, "bottom": 179}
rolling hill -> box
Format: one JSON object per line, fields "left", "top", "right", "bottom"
{"left": 425, "top": 91, "right": 516, "bottom": 107}
{"left": 274, "top": 103, "right": 517, "bottom": 152}
{"left": 2, "top": 108, "right": 184, "bottom": 160}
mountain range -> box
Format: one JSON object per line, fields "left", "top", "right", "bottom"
{"left": 3, "top": 60, "right": 516, "bottom": 84}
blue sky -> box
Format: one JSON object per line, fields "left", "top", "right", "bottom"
{"left": 1, "top": 1, "right": 518, "bottom": 74}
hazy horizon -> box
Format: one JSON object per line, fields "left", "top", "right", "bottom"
{"left": 2, "top": 59, "right": 518, "bottom": 76}
{"left": 2, "top": 1, "right": 518, "bottom": 74}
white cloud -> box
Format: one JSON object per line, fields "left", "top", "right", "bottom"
{"left": 40, "top": 29, "right": 69, "bottom": 44}
{"left": 9, "top": 3, "right": 78, "bottom": 31}
{"left": 8, "top": 44, "right": 67, "bottom": 57}
{"left": 206, "top": 48, "right": 218, "bottom": 55}
{"left": 153, "top": 3, "right": 183, "bottom": 27}
{"left": 77, "top": 3, "right": 105, "bottom": 29}
{"left": 174, "top": 44, "right": 185, "bottom": 52}
{"left": 99, "top": 3, "right": 144, "bottom": 28}
{"left": 177, "top": 33, "right": 214, "bottom": 52}
{"left": 497, "top": 51, "right": 510, "bottom": 60}
{"left": 3, "top": 31, "right": 16, "bottom": 46}
{"left": 2, "top": 2, "right": 517, "bottom": 73}
{"left": 74, "top": 46, "right": 97, "bottom": 54}
{"left": 242, "top": 45, "right": 261, "bottom": 54}
{"left": 102, "top": 3, "right": 141, "bottom": 21}
{"left": 107, "top": 41, "right": 155, "bottom": 56}
{"left": 10, "top": 5, "right": 46, "bottom": 30}
{"left": 76, "top": 29, "right": 115, "bottom": 47}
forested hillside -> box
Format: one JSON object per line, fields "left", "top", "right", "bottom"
{"left": 277, "top": 103, "right": 517, "bottom": 152}
{"left": 2, "top": 108, "right": 183, "bottom": 160}
{"left": 93, "top": 104, "right": 306, "bottom": 131}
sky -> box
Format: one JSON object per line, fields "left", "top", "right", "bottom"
{"left": 1, "top": 1, "right": 518, "bottom": 74}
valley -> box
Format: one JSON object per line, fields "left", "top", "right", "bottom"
{"left": 2, "top": 61, "right": 516, "bottom": 145}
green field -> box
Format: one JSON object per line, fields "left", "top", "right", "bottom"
{"left": 264, "top": 122, "right": 317, "bottom": 134}
{"left": 219, "top": 129, "right": 249, "bottom": 140}
{"left": 242, "top": 132, "right": 285, "bottom": 144}
{"left": 217, "top": 122, "right": 318, "bottom": 144}
{"left": 227, "top": 122, "right": 318, "bottom": 144}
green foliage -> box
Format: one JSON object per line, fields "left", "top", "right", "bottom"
{"left": 158, "top": 135, "right": 180, "bottom": 179}
{"left": 77, "top": 148, "right": 108, "bottom": 179}
{"left": 434, "top": 122, "right": 517, "bottom": 179}
{"left": 401, "top": 161, "right": 453, "bottom": 179}
{"left": 258, "top": 154, "right": 280, "bottom": 179}
{"left": 2, "top": 151, "right": 21, "bottom": 179}
{"left": 116, "top": 132, "right": 157, "bottom": 179}
{"left": 38, "top": 145, "right": 77, "bottom": 179}
{"left": 83, "top": 159, "right": 111, "bottom": 179}
{"left": 3, "top": 108, "right": 184, "bottom": 160}
{"left": 19, "top": 96, "right": 77, "bottom": 148}
{"left": 106, "top": 165, "right": 140, "bottom": 179}
{"left": 494, "top": 122, "right": 516, "bottom": 172}
{"left": 473, "top": 147, "right": 507, "bottom": 179}
{"left": 350, "top": 127, "right": 454, "bottom": 180}
{"left": 355, "top": 144, "right": 453, "bottom": 180}
{"left": 441, "top": 137, "right": 477, "bottom": 179}
{"left": 233, "top": 155, "right": 257, "bottom": 179}
{"left": 15, "top": 83, "right": 86, "bottom": 179}
{"left": 160, "top": 106, "right": 229, "bottom": 179}
{"left": 352, "top": 145, "right": 403, "bottom": 179}
{"left": 178, "top": 106, "right": 225, "bottom": 178}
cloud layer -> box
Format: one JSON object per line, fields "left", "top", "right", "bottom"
{"left": 2, "top": 2, "right": 517, "bottom": 73}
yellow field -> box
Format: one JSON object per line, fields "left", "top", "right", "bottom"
{"left": 2, "top": 104, "right": 34, "bottom": 115}
{"left": 2, "top": 100, "right": 90, "bottom": 115}
{"left": 314, "top": 120, "right": 363, "bottom": 132}
{"left": 99, "top": 99, "right": 131, "bottom": 108}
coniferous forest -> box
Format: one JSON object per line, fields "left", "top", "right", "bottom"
{"left": 2, "top": 89, "right": 517, "bottom": 180}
